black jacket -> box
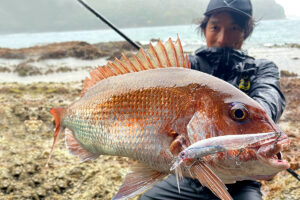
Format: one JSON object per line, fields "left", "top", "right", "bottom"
{"left": 189, "top": 47, "right": 285, "bottom": 122}
{"left": 140, "top": 47, "right": 280, "bottom": 200}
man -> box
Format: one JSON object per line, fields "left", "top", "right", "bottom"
{"left": 139, "top": 0, "right": 285, "bottom": 199}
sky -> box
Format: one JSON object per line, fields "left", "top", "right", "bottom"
{"left": 275, "top": 0, "right": 300, "bottom": 17}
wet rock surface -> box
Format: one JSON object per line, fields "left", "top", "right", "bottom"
{"left": 0, "top": 82, "right": 135, "bottom": 200}
{"left": 0, "top": 42, "right": 106, "bottom": 60}
{"left": 0, "top": 41, "right": 142, "bottom": 61}
{"left": 0, "top": 41, "right": 142, "bottom": 77}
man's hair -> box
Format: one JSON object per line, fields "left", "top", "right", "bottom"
{"left": 199, "top": 11, "right": 256, "bottom": 40}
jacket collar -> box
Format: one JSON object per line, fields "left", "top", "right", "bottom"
{"left": 194, "top": 47, "right": 256, "bottom": 79}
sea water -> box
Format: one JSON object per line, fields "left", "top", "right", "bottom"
{"left": 0, "top": 19, "right": 300, "bottom": 49}
{"left": 0, "top": 19, "right": 299, "bottom": 83}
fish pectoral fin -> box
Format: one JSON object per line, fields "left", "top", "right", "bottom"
{"left": 113, "top": 163, "right": 168, "bottom": 200}
{"left": 191, "top": 161, "right": 233, "bottom": 200}
{"left": 65, "top": 128, "right": 99, "bottom": 162}
{"left": 187, "top": 111, "right": 214, "bottom": 144}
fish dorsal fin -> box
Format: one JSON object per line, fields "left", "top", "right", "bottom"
{"left": 81, "top": 36, "right": 190, "bottom": 96}
{"left": 112, "top": 163, "right": 168, "bottom": 200}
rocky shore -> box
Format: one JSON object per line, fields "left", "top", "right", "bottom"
{"left": 0, "top": 41, "right": 140, "bottom": 77}
{"left": 0, "top": 41, "right": 299, "bottom": 200}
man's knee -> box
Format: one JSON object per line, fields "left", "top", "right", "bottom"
{"left": 139, "top": 176, "right": 262, "bottom": 200}
{"left": 228, "top": 180, "right": 262, "bottom": 200}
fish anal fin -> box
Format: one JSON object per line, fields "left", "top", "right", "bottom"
{"left": 65, "top": 129, "right": 99, "bottom": 162}
{"left": 113, "top": 163, "right": 167, "bottom": 200}
{"left": 191, "top": 161, "right": 233, "bottom": 200}
{"left": 81, "top": 37, "right": 191, "bottom": 96}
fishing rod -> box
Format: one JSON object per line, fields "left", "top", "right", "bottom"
{"left": 287, "top": 168, "right": 300, "bottom": 181}
{"left": 77, "top": 0, "right": 140, "bottom": 50}
{"left": 76, "top": 0, "right": 300, "bottom": 183}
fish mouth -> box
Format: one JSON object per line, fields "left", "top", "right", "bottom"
{"left": 256, "top": 132, "right": 290, "bottom": 170}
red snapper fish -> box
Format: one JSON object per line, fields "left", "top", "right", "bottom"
{"left": 48, "top": 37, "right": 290, "bottom": 200}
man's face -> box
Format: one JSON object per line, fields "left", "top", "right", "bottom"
{"left": 204, "top": 11, "right": 245, "bottom": 49}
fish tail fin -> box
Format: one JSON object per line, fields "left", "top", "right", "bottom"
{"left": 46, "top": 108, "right": 65, "bottom": 167}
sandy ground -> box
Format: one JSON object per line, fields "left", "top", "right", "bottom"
{"left": 0, "top": 41, "right": 299, "bottom": 200}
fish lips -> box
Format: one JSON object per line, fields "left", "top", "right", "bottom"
{"left": 256, "top": 132, "right": 290, "bottom": 170}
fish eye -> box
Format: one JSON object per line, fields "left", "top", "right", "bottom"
{"left": 180, "top": 152, "right": 185, "bottom": 158}
{"left": 229, "top": 103, "right": 249, "bottom": 122}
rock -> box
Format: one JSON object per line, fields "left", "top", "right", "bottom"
{"left": 0, "top": 48, "right": 26, "bottom": 59}
{"left": 280, "top": 70, "right": 298, "bottom": 78}
{"left": 0, "top": 41, "right": 109, "bottom": 60}
{"left": 0, "top": 79, "right": 299, "bottom": 200}
{"left": 14, "top": 62, "right": 42, "bottom": 76}
{"left": 0, "top": 67, "right": 11, "bottom": 73}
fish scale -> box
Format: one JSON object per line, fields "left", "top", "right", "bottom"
{"left": 48, "top": 38, "right": 290, "bottom": 200}
{"left": 64, "top": 85, "right": 183, "bottom": 163}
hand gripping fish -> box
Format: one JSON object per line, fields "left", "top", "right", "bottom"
{"left": 47, "top": 37, "right": 290, "bottom": 200}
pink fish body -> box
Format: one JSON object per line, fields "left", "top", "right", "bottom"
{"left": 48, "top": 37, "right": 290, "bottom": 200}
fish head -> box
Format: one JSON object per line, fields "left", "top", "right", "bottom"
{"left": 216, "top": 100, "right": 289, "bottom": 181}
{"left": 188, "top": 85, "right": 290, "bottom": 183}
